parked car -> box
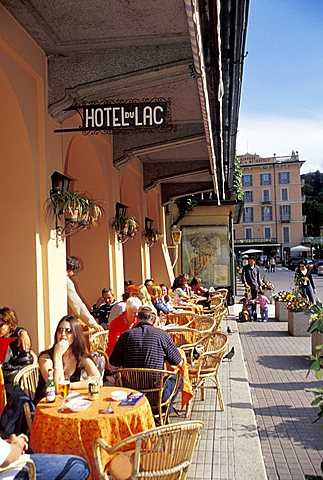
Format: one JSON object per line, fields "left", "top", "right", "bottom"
{"left": 316, "top": 260, "right": 323, "bottom": 276}
{"left": 287, "top": 257, "right": 315, "bottom": 272}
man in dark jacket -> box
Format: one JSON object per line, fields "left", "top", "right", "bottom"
{"left": 241, "top": 256, "right": 261, "bottom": 300}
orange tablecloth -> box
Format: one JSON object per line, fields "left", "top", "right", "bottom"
{"left": 30, "top": 386, "right": 155, "bottom": 480}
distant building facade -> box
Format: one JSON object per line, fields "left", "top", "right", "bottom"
{"left": 234, "top": 151, "right": 305, "bottom": 263}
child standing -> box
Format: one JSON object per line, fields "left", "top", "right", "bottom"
{"left": 255, "top": 290, "right": 270, "bottom": 322}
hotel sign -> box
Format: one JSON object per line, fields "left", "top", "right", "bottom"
{"left": 54, "top": 100, "right": 169, "bottom": 133}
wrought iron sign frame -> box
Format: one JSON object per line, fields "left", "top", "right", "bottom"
{"left": 54, "top": 97, "right": 173, "bottom": 134}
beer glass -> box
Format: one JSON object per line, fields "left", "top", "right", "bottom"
{"left": 58, "top": 378, "right": 71, "bottom": 399}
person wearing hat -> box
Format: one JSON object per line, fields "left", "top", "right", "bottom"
{"left": 106, "top": 296, "right": 142, "bottom": 357}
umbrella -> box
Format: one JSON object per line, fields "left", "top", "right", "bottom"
{"left": 241, "top": 248, "right": 263, "bottom": 255}
{"left": 290, "top": 245, "right": 311, "bottom": 252}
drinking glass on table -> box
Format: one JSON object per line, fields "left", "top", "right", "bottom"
{"left": 58, "top": 377, "right": 71, "bottom": 399}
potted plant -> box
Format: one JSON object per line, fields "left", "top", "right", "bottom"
{"left": 46, "top": 191, "right": 103, "bottom": 228}
{"left": 286, "top": 292, "right": 312, "bottom": 337}
{"left": 307, "top": 300, "right": 323, "bottom": 355}
{"left": 143, "top": 227, "right": 162, "bottom": 247}
{"left": 112, "top": 215, "right": 139, "bottom": 242}
{"left": 273, "top": 290, "right": 293, "bottom": 322}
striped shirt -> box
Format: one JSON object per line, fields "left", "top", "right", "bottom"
{"left": 109, "top": 321, "right": 182, "bottom": 370}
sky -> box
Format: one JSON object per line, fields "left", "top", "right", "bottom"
{"left": 236, "top": 0, "right": 323, "bottom": 173}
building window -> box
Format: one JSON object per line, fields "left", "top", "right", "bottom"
{"left": 243, "top": 207, "right": 254, "bottom": 223}
{"left": 242, "top": 174, "right": 253, "bottom": 187}
{"left": 262, "top": 206, "right": 272, "bottom": 221}
{"left": 244, "top": 191, "right": 253, "bottom": 203}
{"left": 260, "top": 173, "right": 271, "bottom": 185}
{"left": 283, "top": 226, "right": 290, "bottom": 243}
{"left": 280, "top": 205, "right": 291, "bottom": 221}
{"left": 245, "top": 228, "right": 252, "bottom": 239}
{"left": 264, "top": 227, "right": 271, "bottom": 239}
{"left": 281, "top": 188, "right": 288, "bottom": 201}
{"left": 263, "top": 189, "right": 270, "bottom": 202}
{"left": 279, "top": 172, "right": 290, "bottom": 184}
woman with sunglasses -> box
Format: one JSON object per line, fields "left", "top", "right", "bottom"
{"left": 35, "top": 315, "right": 100, "bottom": 404}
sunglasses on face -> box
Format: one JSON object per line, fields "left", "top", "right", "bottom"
{"left": 57, "top": 327, "right": 73, "bottom": 334}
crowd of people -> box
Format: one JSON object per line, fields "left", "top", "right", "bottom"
{"left": 0, "top": 256, "right": 214, "bottom": 478}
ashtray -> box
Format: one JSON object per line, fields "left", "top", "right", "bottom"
{"left": 67, "top": 399, "right": 91, "bottom": 412}
{"left": 111, "top": 390, "right": 127, "bottom": 401}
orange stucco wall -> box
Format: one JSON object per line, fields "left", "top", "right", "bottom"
{"left": 0, "top": 5, "right": 174, "bottom": 353}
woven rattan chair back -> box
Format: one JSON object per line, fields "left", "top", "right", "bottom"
{"left": 187, "top": 331, "right": 228, "bottom": 414}
{"left": 166, "top": 311, "right": 196, "bottom": 326}
{"left": 13, "top": 363, "right": 39, "bottom": 434}
{"left": 166, "top": 327, "right": 202, "bottom": 349}
{"left": 116, "top": 368, "right": 180, "bottom": 425}
{"left": 186, "top": 315, "right": 216, "bottom": 334}
{"left": 89, "top": 331, "right": 109, "bottom": 362}
{"left": 93, "top": 420, "right": 204, "bottom": 480}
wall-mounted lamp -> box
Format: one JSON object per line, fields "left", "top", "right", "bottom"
{"left": 112, "top": 203, "right": 139, "bottom": 244}
{"left": 167, "top": 225, "right": 182, "bottom": 268}
{"left": 143, "top": 217, "right": 162, "bottom": 247}
{"left": 50, "top": 171, "right": 73, "bottom": 196}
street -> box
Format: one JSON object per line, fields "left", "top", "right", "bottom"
{"left": 256, "top": 265, "right": 323, "bottom": 301}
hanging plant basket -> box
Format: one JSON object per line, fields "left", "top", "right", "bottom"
{"left": 112, "top": 215, "right": 139, "bottom": 243}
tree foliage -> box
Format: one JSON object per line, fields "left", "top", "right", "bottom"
{"left": 303, "top": 171, "right": 323, "bottom": 236}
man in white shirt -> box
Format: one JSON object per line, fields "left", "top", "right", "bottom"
{"left": 0, "top": 434, "right": 89, "bottom": 479}
{"left": 66, "top": 256, "right": 102, "bottom": 332}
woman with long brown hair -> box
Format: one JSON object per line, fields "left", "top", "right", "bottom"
{"left": 35, "top": 315, "right": 100, "bottom": 404}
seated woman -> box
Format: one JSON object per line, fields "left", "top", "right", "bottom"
{"left": 171, "top": 275, "right": 191, "bottom": 306}
{"left": 0, "top": 307, "right": 33, "bottom": 394}
{"left": 160, "top": 284, "right": 174, "bottom": 311}
{"left": 34, "top": 315, "right": 101, "bottom": 404}
{"left": 0, "top": 307, "right": 32, "bottom": 361}
{"left": 148, "top": 284, "right": 170, "bottom": 315}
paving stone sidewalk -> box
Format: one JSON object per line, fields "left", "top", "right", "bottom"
{"left": 171, "top": 296, "right": 323, "bottom": 479}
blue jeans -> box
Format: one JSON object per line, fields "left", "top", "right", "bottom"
{"left": 162, "top": 375, "right": 183, "bottom": 411}
{"left": 260, "top": 307, "right": 268, "bottom": 322}
{"left": 15, "top": 454, "right": 90, "bottom": 480}
{"left": 301, "top": 285, "right": 315, "bottom": 304}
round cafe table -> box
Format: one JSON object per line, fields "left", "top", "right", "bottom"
{"left": 30, "top": 386, "right": 155, "bottom": 480}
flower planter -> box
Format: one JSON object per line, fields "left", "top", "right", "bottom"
{"left": 275, "top": 301, "right": 288, "bottom": 322}
{"left": 288, "top": 311, "right": 311, "bottom": 337}
{"left": 311, "top": 332, "right": 323, "bottom": 356}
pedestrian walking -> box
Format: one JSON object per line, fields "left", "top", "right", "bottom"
{"left": 294, "top": 260, "right": 316, "bottom": 304}
{"left": 270, "top": 257, "right": 276, "bottom": 273}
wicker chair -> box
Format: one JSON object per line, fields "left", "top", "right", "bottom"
{"left": 89, "top": 331, "right": 109, "bottom": 363}
{"left": 166, "top": 327, "right": 202, "bottom": 349}
{"left": 115, "top": 368, "right": 181, "bottom": 425}
{"left": 186, "top": 315, "right": 216, "bottom": 335}
{"left": 93, "top": 420, "right": 204, "bottom": 480}
{"left": 0, "top": 457, "right": 36, "bottom": 479}
{"left": 13, "top": 363, "right": 39, "bottom": 434}
{"left": 186, "top": 331, "right": 228, "bottom": 415}
{"left": 166, "top": 311, "right": 196, "bottom": 327}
